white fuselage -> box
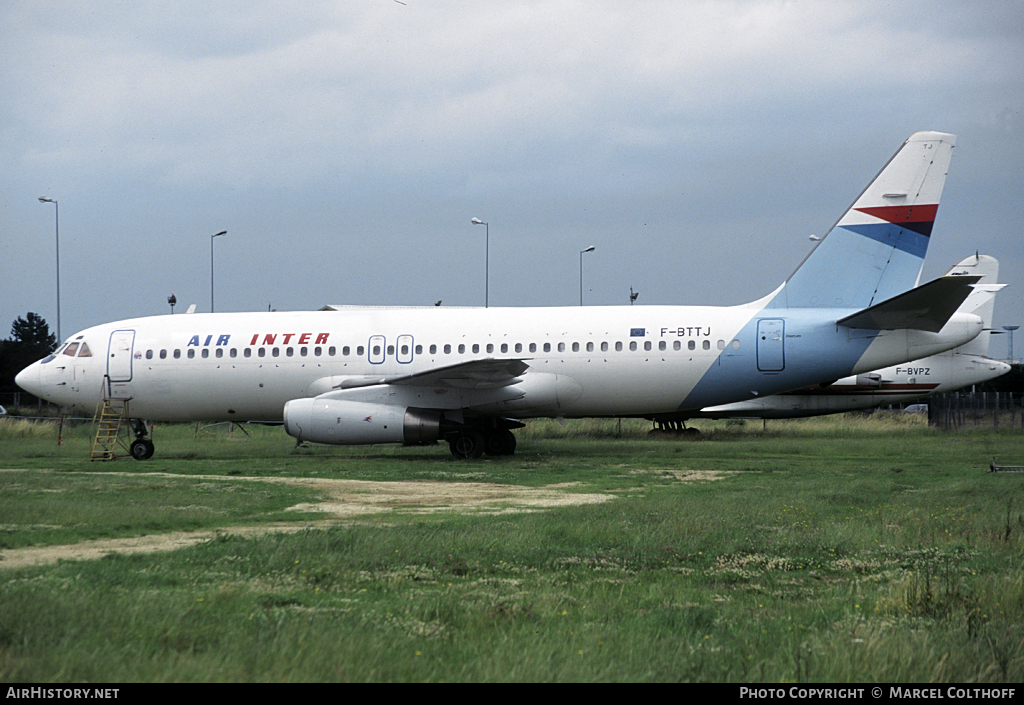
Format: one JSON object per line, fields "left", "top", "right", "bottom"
{"left": 18, "top": 301, "right": 983, "bottom": 424}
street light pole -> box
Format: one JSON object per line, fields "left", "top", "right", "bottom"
{"left": 579, "top": 246, "right": 595, "bottom": 306}
{"left": 471, "top": 218, "right": 489, "bottom": 307}
{"left": 210, "top": 230, "right": 227, "bottom": 313}
{"left": 38, "top": 196, "right": 60, "bottom": 343}
{"left": 1004, "top": 325, "right": 1019, "bottom": 363}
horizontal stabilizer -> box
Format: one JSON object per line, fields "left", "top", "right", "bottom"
{"left": 837, "top": 275, "right": 980, "bottom": 332}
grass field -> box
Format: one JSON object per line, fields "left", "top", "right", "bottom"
{"left": 1, "top": 413, "right": 1023, "bottom": 682}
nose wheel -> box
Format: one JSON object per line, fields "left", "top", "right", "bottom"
{"left": 129, "top": 437, "right": 155, "bottom": 460}
{"left": 128, "top": 419, "right": 155, "bottom": 460}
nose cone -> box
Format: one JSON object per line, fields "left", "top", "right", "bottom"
{"left": 15, "top": 363, "right": 42, "bottom": 397}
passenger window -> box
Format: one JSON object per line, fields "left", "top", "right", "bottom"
{"left": 529, "top": 343, "right": 537, "bottom": 353}
{"left": 571, "top": 342, "right": 579, "bottom": 352}
{"left": 356, "top": 346, "right": 364, "bottom": 356}
{"left": 486, "top": 343, "right": 494, "bottom": 353}
{"left": 272, "top": 348, "right": 280, "bottom": 357}
{"left": 330, "top": 346, "right": 338, "bottom": 355}
{"left": 458, "top": 344, "right": 466, "bottom": 354}
{"left": 286, "top": 347, "right": 294, "bottom": 357}
{"left": 688, "top": 340, "right": 696, "bottom": 351}
{"left": 717, "top": 340, "right": 725, "bottom": 350}
{"left": 160, "top": 350, "right": 167, "bottom": 359}
{"left": 387, "top": 345, "right": 395, "bottom": 355}
{"left": 615, "top": 342, "right": 623, "bottom": 352}
{"left": 673, "top": 341, "right": 681, "bottom": 351}
{"left": 201, "top": 349, "right": 209, "bottom": 359}
{"left": 342, "top": 346, "right": 350, "bottom": 356}
{"left": 174, "top": 349, "right": 182, "bottom": 359}
{"left": 629, "top": 341, "right": 637, "bottom": 352}
{"left": 429, "top": 344, "right": 436, "bottom": 354}
{"left": 732, "top": 340, "right": 741, "bottom": 350}
{"left": 244, "top": 349, "right": 252, "bottom": 358}
{"left": 230, "top": 348, "right": 238, "bottom": 358}
{"left": 472, "top": 344, "right": 479, "bottom": 353}
{"left": 515, "top": 343, "right": 523, "bottom": 353}
{"left": 543, "top": 343, "right": 551, "bottom": 352}
{"left": 146, "top": 350, "right": 153, "bottom": 360}
{"left": 188, "top": 349, "right": 196, "bottom": 359}
{"left": 601, "top": 342, "right": 608, "bottom": 352}
{"left": 500, "top": 343, "right": 508, "bottom": 353}
{"left": 703, "top": 340, "right": 711, "bottom": 350}
{"left": 587, "top": 342, "right": 594, "bottom": 352}
{"left": 658, "top": 341, "right": 666, "bottom": 351}
{"left": 258, "top": 348, "right": 266, "bottom": 358}
{"left": 313, "top": 347, "right": 320, "bottom": 356}
{"left": 300, "top": 347, "right": 307, "bottom": 357}
{"left": 444, "top": 344, "right": 452, "bottom": 354}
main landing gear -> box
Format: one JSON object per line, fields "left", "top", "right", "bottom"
{"left": 649, "top": 418, "right": 701, "bottom": 437}
{"left": 129, "top": 419, "right": 155, "bottom": 460}
{"left": 446, "top": 427, "right": 518, "bottom": 460}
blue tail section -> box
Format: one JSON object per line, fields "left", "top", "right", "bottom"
{"left": 768, "top": 131, "right": 956, "bottom": 310}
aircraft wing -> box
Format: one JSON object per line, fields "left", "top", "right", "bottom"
{"left": 837, "top": 275, "right": 981, "bottom": 332}
{"left": 310, "top": 358, "right": 530, "bottom": 394}
{"left": 382, "top": 358, "right": 530, "bottom": 389}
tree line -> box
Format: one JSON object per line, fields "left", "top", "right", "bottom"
{"left": 0, "top": 313, "right": 58, "bottom": 402}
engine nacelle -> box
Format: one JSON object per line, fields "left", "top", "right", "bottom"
{"left": 283, "top": 398, "right": 443, "bottom": 445}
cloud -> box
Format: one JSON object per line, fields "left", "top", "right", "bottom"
{"left": 2, "top": 0, "right": 1022, "bottom": 334}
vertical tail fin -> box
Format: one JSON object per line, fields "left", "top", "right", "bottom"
{"left": 944, "top": 254, "right": 1003, "bottom": 357}
{"left": 772, "top": 131, "right": 956, "bottom": 310}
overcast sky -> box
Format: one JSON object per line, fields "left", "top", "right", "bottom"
{"left": 3, "top": 1, "right": 1022, "bottom": 356}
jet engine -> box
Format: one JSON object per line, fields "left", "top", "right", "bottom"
{"left": 283, "top": 398, "right": 444, "bottom": 445}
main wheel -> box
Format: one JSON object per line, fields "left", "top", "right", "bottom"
{"left": 448, "top": 430, "right": 485, "bottom": 459}
{"left": 129, "top": 438, "right": 155, "bottom": 460}
{"left": 484, "top": 429, "right": 517, "bottom": 456}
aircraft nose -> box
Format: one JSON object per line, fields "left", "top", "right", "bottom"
{"left": 15, "top": 363, "right": 42, "bottom": 397}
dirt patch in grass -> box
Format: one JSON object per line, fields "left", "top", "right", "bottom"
{"left": 0, "top": 472, "right": 614, "bottom": 570}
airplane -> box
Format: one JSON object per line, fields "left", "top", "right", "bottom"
{"left": 695, "top": 254, "right": 1011, "bottom": 420}
{"left": 16, "top": 131, "right": 984, "bottom": 460}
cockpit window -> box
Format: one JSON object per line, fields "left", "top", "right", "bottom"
{"left": 77, "top": 343, "right": 92, "bottom": 358}
{"left": 63, "top": 342, "right": 80, "bottom": 357}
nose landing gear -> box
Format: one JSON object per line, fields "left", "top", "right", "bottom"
{"left": 129, "top": 419, "right": 155, "bottom": 460}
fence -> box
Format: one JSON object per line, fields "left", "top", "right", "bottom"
{"left": 927, "top": 391, "right": 1024, "bottom": 431}
{"left": 0, "top": 392, "right": 60, "bottom": 416}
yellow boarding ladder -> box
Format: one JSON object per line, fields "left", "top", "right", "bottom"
{"left": 90, "top": 396, "right": 129, "bottom": 461}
